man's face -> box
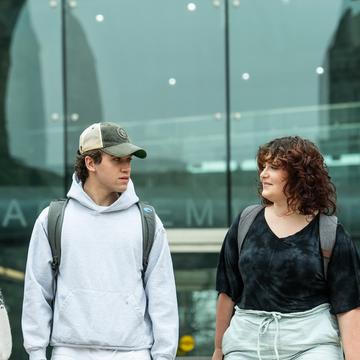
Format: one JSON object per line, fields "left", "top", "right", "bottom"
{"left": 90, "top": 152, "right": 132, "bottom": 194}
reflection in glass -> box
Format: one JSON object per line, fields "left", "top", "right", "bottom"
{"left": 1, "top": 1, "right": 64, "bottom": 359}
{"left": 187, "top": 3, "right": 197, "bottom": 12}
{"left": 241, "top": 72, "right": 250, "bottom": 80}
{"left": 174, "top": 253, "right": 218, "bottom": 357}
{"left": 95, "top": 14, "right": 104, "bottom": 22}
{"left": 316, "top": 66, "right": 325, "bottom": 75}
{"left": 65, "top": 1, "right": 227, "bottom": 227}
{"left": 229, "top": 0, "right": 358, "bottom": 223}
{"left": 168, "top": 77, "right": 177, "bottom": 86}
{"left": 319, "top": 1, "right": 360, "bottom": 238}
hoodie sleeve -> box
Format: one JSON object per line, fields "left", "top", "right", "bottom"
{"left": 0, "top": 290, "right": 12, "bottom": 360}
{"left": 143, "top": 216, "right": 179, "bottom": 360}
{"left": 22, "top": 209, "right": 55, "bottom": 360}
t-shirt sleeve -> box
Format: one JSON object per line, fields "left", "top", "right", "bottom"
{"left": 215, "top": 214, "right": 244, "bottom": 302}
{"left": 327, "top": 223, "right": 360, "bottom": 314}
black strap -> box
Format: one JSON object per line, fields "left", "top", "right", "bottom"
{"left": 48, "top": 200, "right": 156, "bottom": 282}
{"left": 48, "top": 199, "right": 68, "bottom": 278}
{"left": 137, "top": 201, "right": 156, "bottom": 280}
{"left": 47, "top": 198, "right": 68, "bottom": 335}
{"left": 237, "top": 205, "right": 263, "bottom": 252}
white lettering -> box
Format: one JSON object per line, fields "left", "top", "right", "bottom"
{"left": 2, "top": 199, "right": 27, "bottom": 227}
{"left": 186, "top": 199, "right": 213, "bottom": 226}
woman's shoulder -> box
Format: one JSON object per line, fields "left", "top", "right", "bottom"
{"left": 334, "top": 221, "right": 356, "bottom": 249}
{"left": 231, "top": 205, "right": 265, "bottom": 233}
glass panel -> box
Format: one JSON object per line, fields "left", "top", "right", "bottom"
{"left": 230, "top": 0, "right": 360, "bottom": 244}
{"left": 64, "top": 0, "right": 228, "bottom": 227}
{"left": 174, "top": 253, "right": 218, "bottom": 357}
{"left": 65, "top": 2, "right": 227, "bottom": 357}
{"left": 0, "top": 1, "right": 64, "bottom": 358}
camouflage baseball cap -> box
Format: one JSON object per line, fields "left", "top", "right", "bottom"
{"left": 79, "top": 122, "right": 147, "bottom": 158}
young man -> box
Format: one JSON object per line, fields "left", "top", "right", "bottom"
{"left": 22, "top": 122, "right": 179, "bottom": 360}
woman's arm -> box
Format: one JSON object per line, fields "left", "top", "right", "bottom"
{"left": 337, "top": 307, "right": 360, "bottom": 360}
{"left": 212, "top": 293, "right": 235, "bottom": 360}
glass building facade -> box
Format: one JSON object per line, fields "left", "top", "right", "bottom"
{"left": 0, "top": 0, "right": 359, "bottom": 358}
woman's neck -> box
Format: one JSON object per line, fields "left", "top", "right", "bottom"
{"left": 271, "top": 201, "right": 294, "bottom": 217}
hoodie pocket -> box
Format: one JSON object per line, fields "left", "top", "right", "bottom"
{"left": 53, "top": 289, "right": 146, "bottom": 346}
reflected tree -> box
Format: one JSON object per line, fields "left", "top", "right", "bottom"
{"left": 0, "top": 0, "right": 25, "bottom": 163}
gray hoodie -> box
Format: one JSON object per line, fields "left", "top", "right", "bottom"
{"left": 0, "top": 290, "right": 12, "bottom": 360}
{"left": 22, "top": 175, "right": 178, "bottom": 360}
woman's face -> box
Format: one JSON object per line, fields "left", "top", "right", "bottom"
{"left": 259, "top": 160, "right": 288, "bottom": 204}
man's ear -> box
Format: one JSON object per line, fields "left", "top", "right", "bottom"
{"left": 84, "top": 155, "right": 96, "bottom": 172}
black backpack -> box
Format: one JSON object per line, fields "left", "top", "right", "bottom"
{"left": 47, "top": 199, "right": 156, "bottom": 280}
{"left": 237, "top": 205, "right": 338, "bottom": 280}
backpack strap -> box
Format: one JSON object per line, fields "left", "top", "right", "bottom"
{"left": 47, "top": 199, "right": 156, "bottom": 281}
{"left": 237, "top": 206, "right": 337, "bottom": 281}
{"left": 319, "top": 214, "right": 338, "bottom": 280}
{"left": 47, "top": 199, "right": 68, "bottom": 278}
{"left": 237, "top": 205, "right": 264, "bottom": 254}
{"left": 137, "top": 201, "right": 156, "bottom": 279}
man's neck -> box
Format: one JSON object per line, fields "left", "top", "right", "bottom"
{"left": 83, "top": 181, "right": 119, "bottom": 206}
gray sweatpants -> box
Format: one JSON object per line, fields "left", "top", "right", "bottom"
{"left": 222, "top": 303, "right": 343, "bottom": 360}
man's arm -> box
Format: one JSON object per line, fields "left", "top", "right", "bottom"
{"left": 212, "top": 293, "right": 234, "bottom": 360}
{"left": 22, "top": 209, "right": 55, "bottom": 360}
{"left": 144, "top": 219, "right": 178, "bottom": 360}
{"left": 337, "top": 307, "right": 360, "bottom": 360}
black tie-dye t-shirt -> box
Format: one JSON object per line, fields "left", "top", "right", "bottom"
{"left": 216, "top": 208, "right": 360, "bottom": 314}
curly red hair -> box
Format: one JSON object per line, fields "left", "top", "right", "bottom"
{"left": 257, "top": 136, "right": 336, "bottom": 215}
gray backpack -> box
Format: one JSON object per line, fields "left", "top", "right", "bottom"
{"left": 238, "top": 205, "right": 338, "bottom": 280}
{"left": 47, "top": 199, "right": 156, "bottom": 280}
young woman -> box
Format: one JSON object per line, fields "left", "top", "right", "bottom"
{"left": 213, "top": 136, "right": 360, "bottom": 360}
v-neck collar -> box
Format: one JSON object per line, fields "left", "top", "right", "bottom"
{"left": 262, "top": 209, "right": 319, "bottom": 240}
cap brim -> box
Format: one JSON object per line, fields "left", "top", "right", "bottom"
{"left": 102, "top": 143, "right": 147, "bottom": 159}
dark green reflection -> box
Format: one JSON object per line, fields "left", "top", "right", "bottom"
{"left": 174, "top": 253, "right": 218, "bottom": 357}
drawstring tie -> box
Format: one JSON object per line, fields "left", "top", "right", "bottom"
{"left": 257, "top": 312, "right": 281, "bottom": 360}
{"left": 233, "top": 304, "right": 331, "bottom": 360}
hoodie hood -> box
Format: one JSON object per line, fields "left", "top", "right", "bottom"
{"left": 67, "top": 173, "right": 139, "bottom": 213}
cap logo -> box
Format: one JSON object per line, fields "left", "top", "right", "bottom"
{"left": 117, "top": 128, "right": 128, "bottom": 140}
